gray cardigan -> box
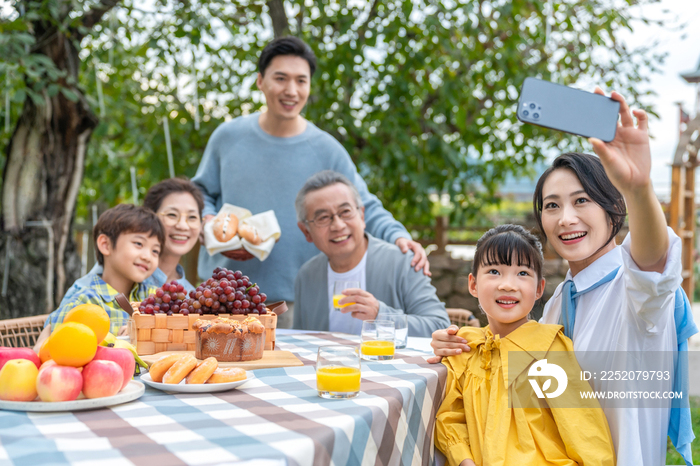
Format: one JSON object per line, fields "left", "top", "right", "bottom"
{"left": 293, "top": 234, "right": 450, "bottom": 337}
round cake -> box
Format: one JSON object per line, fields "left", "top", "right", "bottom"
{"left": 193, "top": 316, "right": 266, "bottom": 362}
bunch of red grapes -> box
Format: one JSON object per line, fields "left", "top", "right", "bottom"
{"left": 138, "top": 281, "right": 188, "bottom": 315}
{"left": 138, "top": 268, "right": 267, "bottom": 316}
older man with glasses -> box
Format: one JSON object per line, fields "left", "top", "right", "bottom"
{"left": 294, "top": 170, "right": 450, "bottom": 336}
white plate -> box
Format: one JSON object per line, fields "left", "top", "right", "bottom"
{"left": 0, "top": 380, "right": 145, "bottom": 412}
{"left": 140, "top": 372, "right": 252, "bottom": 393}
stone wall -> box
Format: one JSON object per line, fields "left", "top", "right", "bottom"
{"left": 429, "top": 253, "right": 568, "bottom": 326}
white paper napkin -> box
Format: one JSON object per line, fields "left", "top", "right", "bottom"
{"left": 204, "top": 204, "right": 281, "bottom": 261}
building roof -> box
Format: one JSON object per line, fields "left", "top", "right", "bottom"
{"left": 681, "top": 58, "right": 700, "bottom": 83}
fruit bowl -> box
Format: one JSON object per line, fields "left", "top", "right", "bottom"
{"left": 0, "top": 380, "right": 145, "bottom": 412}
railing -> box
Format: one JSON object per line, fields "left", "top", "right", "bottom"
{"left": 410, "top": 216, "right": 542, "bottom": 253}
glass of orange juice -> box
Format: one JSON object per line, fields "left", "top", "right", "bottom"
{"left": 360, "top": 320, "right": 395, "bottom": 361}
{"left": 316, "top": 345, "right": 361, "bottom": 399}
{"left": 333, "top": 281, "right": 359, "bottom": 311}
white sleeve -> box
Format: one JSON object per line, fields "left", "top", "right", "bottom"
{"left": 621, "top": 226, "right": 682, "bottom": 333}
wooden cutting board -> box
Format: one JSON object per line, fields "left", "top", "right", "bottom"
{"left": 141, "top": 350, "right": 304, "bottom": 370}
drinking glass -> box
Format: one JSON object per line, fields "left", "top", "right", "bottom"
{"left": 333, "top": 281, "right": 360, "bottom": 311}
{"left": 316, "top": 345, "right": 361, "bottom": 399}
{"left": 386, "top": 314, "right": 408, "bottom": 349}
{"left": 360, "top": 320, "right": 395, "bottom": 361}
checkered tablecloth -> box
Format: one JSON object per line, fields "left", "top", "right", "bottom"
{"left": 0, "top": 333, "right": 447, "bottom": 466}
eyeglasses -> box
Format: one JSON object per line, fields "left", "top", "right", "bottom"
{"left": 158, "top": 211, "right": 201, "bottom": 227}
{"left": 306, "top": 206, "right": 359, "bottom": 228}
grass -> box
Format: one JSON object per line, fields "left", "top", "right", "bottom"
{"left": 666, "top": 396, "right": 700, "bottom": 464}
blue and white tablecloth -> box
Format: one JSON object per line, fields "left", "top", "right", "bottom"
{"left": 0, "top": 332, "right": 447, "bottom": 466}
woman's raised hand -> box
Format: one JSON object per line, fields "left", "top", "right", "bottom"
{"left": 590, "top": 88, "right": 668, "bottom": 272}
{"left": 588, "top": 89, "right": 652, "bottom": 196}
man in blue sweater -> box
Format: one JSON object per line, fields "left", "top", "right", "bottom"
{"left": 192, "top": 36, "right": 428, "bottom": 327}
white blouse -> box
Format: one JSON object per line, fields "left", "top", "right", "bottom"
{"left": 541, "top": 227, "right": 681, "bottom": 466}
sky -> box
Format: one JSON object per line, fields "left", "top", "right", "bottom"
{"left": 620, "top": 0, "right": 700, "bottom": 201}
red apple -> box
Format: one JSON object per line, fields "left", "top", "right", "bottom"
{"left": 82, "top": 360, "right": 122, "bottom": 399}
{"left": 40, "top": 360, "right": 57, "bottom": 371}
{"left": 0, "top": 347, "right": 41, "bottom": 371}
{"left": 91, "top": 346, "right": 135, "bottom": 390}
{"left": 36, "top": 365, "right": 83, "bottom": 402}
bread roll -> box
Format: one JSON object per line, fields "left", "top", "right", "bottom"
{"left": 207, "top": 367, "right": 246, "bottom": 383}
{"left": 239, "top": 224, "right": 262, "bottom": 245}
{"left": 213, "top": 212, "right": 239, "bottom": 242}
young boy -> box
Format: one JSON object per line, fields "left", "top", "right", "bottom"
{"left": 40, "top": 204, "right": 164, "bottom": 343}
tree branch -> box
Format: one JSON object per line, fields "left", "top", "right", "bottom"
{"left": 267, "top": 0, "right": 289, "bottom": 38}
{"left": 75, "top": 0, "right": 122, "bottom": 39}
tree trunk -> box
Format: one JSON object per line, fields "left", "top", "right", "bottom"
{"left": 1, "top": 27, "right": 97, "bottom": 318}
{"left": 267, "top": 0, "right": 289, "bottom": 38}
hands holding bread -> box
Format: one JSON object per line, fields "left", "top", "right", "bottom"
{"left": 203, "top": 205, "right": 280, "bottom": 261}
{"left": 203, "top": 210, "right": 264, "bottom": 261}
{"left": 211, "top": 211, "right": 262, "bottom": 245}
{"left": 202, "top": 214, "right": 254, "bottom": 260}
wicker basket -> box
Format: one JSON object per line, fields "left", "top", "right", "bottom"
{"left": 132, "top": 311, "right": 278, "bottom": 356}
{"left": 0, "top": 314, "right": 49, "bottom": 348}
{"left": 447, "top": 308, "right": 479, "bottom": 327}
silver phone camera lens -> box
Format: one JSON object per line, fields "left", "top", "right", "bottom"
{"left": 523, "top": 110, "right": 529, "bottom": 117}
{"left": 533, "top": 112, "right": 540, "bottom": 119}
{"left": 529, "top": 103, "right": 536, "bottom": 109}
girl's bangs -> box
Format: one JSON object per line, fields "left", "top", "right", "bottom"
{"left": 479, "top": 232, "right": 538, "bottom": 272}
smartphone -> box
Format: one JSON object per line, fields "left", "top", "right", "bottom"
{"left": 517, "top": 78, "right": 620, "bottom": 142}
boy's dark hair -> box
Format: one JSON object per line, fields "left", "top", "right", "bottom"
{"left": 93, "top": 204, "right": 165, "bottom": 265}
{"left": 258, "top": 36, "right": 317, "bottom": 77}
{"left": 143, "top": 177, "right": 204, "bottom": 215}
{"left": 533, "top": 152, "right": 626, "bottom": 249}
{"left": 472, "top": 224, "right": 544, "bottom": 281}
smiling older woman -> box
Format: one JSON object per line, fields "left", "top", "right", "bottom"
{"left": 62, "top": 178, "right": 204, "bottom": 301}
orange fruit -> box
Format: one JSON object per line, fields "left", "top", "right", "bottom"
{"left": 38, "top": 339, "right": 51, "bottom": 363}
{"left": 48, "top": 322, "right": 97, "bottom": 367}
{"left": 63, "top": 304, "right": 110, "bottom": 344}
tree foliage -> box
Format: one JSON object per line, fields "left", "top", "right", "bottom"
{"left": 2, "top": 0, "right": 666, "bottom": 235}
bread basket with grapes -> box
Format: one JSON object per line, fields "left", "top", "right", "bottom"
{"left": 131, "top": 267, "right": 284, "bottom": 355}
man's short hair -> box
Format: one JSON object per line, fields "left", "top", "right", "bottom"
{"left": 143, "top": 177, "right": 204, "bottom": 215}
{"left": 295, "top": 170, "right": 364, "bottom": 223}
{"left": 258, "top": 36, "right": 317, "bottom": 77}
{"left": 93, "top": 204, "right": 165, "bottom": 265}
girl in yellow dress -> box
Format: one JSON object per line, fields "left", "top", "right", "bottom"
{"left": 435, "top": 224, "right": 615, "bottom": 466}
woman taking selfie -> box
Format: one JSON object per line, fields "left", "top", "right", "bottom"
{"left": 430, "top": 89, "right": 696, "bottom": 466}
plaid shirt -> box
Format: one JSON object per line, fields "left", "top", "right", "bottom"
{"left": 61, "top": 265, "right": 194, "bottom": 305}
{"left": 46, "top": 275, "right": 156, "bottom": 335}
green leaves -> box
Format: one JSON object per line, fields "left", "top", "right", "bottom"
{"left": 0, "top": 0, "right": 666, "bottom": 239}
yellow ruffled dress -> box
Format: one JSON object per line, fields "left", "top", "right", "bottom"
{"left": 435, "top": 321, "right": 615, "bottom": 466}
